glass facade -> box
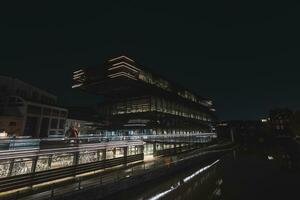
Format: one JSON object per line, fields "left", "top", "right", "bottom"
{"left": 100, "top": 96, "right": 212, "bottom": 122}
{"left": 73, "top": 56, "right": 216, "bottom": 136}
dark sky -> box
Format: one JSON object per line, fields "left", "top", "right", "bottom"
{"left": 1, "top": 1, "right": 300, "bottom": 120}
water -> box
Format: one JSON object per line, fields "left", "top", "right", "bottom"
{"left": 108, "top": 143, "right": 300, "bottom": 200}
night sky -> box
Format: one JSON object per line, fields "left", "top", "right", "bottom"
{"left": 1, "top": 1, "right": 300, "bottom": 120}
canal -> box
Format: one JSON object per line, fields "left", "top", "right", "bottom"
{"left": 108, "top": 142, "right": 300, "bottom": 200}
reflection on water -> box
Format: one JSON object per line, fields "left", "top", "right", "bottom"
{"left": 108, "top": 155, "right": 226, "bottom": 200}
{"left": 108, "top": 144, "right": 300, "bottom": 200}
{"left": 148, "top": 159, "right": 220, "bottom": 200}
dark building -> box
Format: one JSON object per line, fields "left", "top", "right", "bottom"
{"left": 72, "top": 55, "right": 217, "bottom": 137}
{"left": 217, "top": 120, "right": 265, "bottom": 143}
{"left": 0, "top": 76, "right": 68, "bottom": 138}
{"left": 269, "top": 108, "right": 293, "bottom": 136}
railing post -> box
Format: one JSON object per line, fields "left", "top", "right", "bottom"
{"left": 103, "top": 149, "right": 107, "bottom": 160}
{"left": 97, "top": 150, "right": 101, "bottom": 161}
{"left": 51, "top": 184, "right": 55, "bottom": 199}
{"left": 73, "top": 152, "right": 79, "bottom": 166}
{"left": 6, "top": 159, "right": 14, "bottom": 177}
{"left": 77, "top": 177, "right": 82, "bottom": 190}
{"left": 99, "top": 175, "right": 102, "bottom": 185}
{"left": 31, "top": 156, "right": 38, "bottom": 173}
{"left": 14, "top": 191, "right": 19, "bottom": 200}
{"left": 123, "top": 146, "right": 128, "bottom": 165}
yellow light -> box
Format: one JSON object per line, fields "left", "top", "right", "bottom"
{"left": 0, "top": 130, "right": 7, "bottom": 137}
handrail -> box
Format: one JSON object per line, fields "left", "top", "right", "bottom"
{"left": 0, "top": 154, "right": 144, "bottom": 193}
{"left": 0, "top": 140, "right": 144, "bottom": 160}
{"left": 0, "top": 142, "right": 232, "bottom": 200}
{"left": 0, "top": 132, "right": 216, "bottom": 142}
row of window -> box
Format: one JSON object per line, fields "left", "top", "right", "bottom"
{"left": 27, "top": 105, "right": 67, "bottom": 117}
{"left": 138, "top": 70, "right": 211, "bottom": 107}
{"left": 0, "top": 84, "right": 56, "bottom": 105}
{"left": 100, "top": 96, "right": 212, "bottom": 122}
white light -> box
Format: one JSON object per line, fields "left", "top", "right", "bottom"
{"left": 108, "top": 72, "right": 133, "bottom": 77}
{"left": 148, "top": 159, "right": 220, "bottom": 200}
{"left": 148, "top": 181, "right": 181, "bottom": 200}
{"left": 218, "top": 123, "right": 228, "bottom": 126}
{"left": 0, "top": 131, "right": 7, "bottom": 137}
{"left": 73, "top": 72, "right": 85, "bottom": 77}
{"left": 72, "top": 77, "right": 85, "bottom": 81}
{"left": 109, "top": 74, "right": 137, "bottom": 80}
{"left": 267, "top": 156, "right": 274, "bottom": 160}
{"left": 73, "top": 69, "right": 84, "bottom": 74}
{"left": 108, "top": 64, "right": 139, "bottom": 72}
{"left": 111, "top": 62, "right": 140, "bottom": 71}
{"left": 108, "top": 72, "right": 137, "bottom": 80}
{"left": 72, "top": 83, "right": 83, "bottom": 88}
{"left": 183, "top": 159, "right": 219, "bottom": 183}
{"left": 109, "top": 55, "right": 135, "bottom": 62}
{"left": 261, "top": 119, "right": 268, "bottom": 123}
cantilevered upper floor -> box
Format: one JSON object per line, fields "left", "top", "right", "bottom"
{"left": 72, "top": 55, "right": 214, "bottom": 109}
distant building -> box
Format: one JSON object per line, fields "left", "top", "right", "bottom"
{"left": 269, "top": 108, "right": 293, "bottom": 136}
{"left": 72, "top": 55, "right": 217, "bottom": 138}
{"left": 0, "top": 76, "right": 68, "bottom": 138}
{"left": 217, "top": 120, "right": 264, "bottom": 142}
{"left": 64, "top": 107, "right": 104, "bottom": 136}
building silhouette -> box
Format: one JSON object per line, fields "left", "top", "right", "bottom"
{"left": 0, "top": 76, "right": 67, "bottom": 137}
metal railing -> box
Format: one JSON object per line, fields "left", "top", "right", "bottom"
{"left": 0, "top": 140, "right": 143, "bottom": 161}
{"left": 0, "top": 154, "right": 144, "bottom": 194}
{"left": 0, "top": 133, "right": 217, "bottom": 146}
{"left": 3, "top": 144, "right": 234, "bottom": 200}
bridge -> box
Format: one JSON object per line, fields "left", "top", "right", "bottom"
{"left": 0, "top": 133, "right": 220, "bottom": 200}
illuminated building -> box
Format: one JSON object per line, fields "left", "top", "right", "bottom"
{"left": 0, "top": 76, "right": 68, "bottom": 137}
{"left": 72, "top": 56, "right": 216, "bottom": 136}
